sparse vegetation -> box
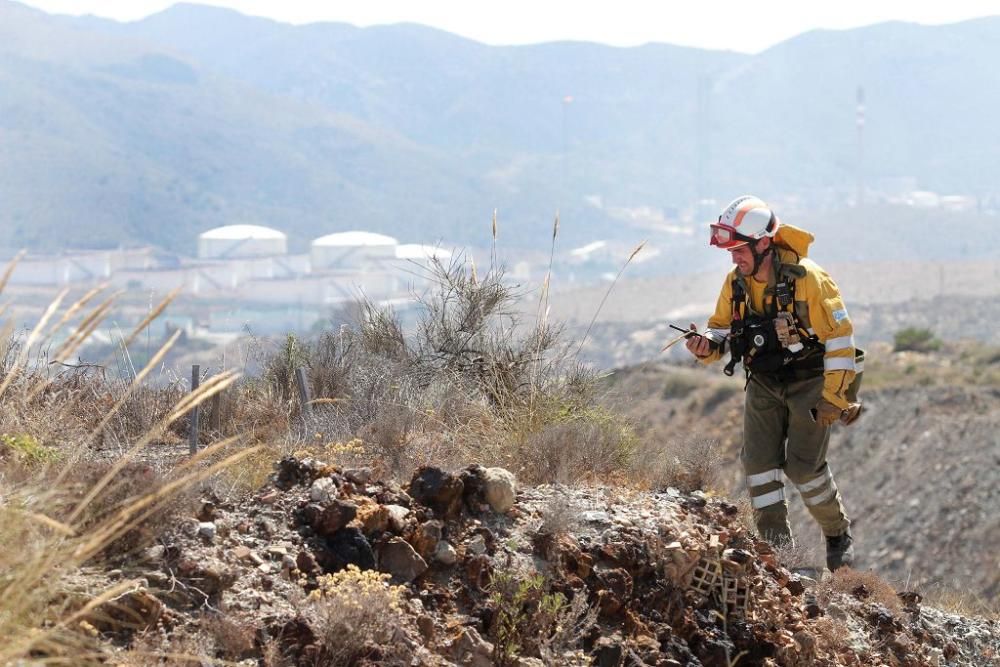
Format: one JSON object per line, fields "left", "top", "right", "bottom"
{"left": 893, "top": 326, "right": 942, "bottom": 353}
{"left": 308, "top": 565, "right": 411, "bottom": 665}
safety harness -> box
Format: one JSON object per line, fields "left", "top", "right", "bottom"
{"left": 723, "top": 250, "right": 824, "bottom": 379}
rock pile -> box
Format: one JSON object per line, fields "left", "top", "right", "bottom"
{"left": 93, "top": 455, "right": 998, "bottom": 666}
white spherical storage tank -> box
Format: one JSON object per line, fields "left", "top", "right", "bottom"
{"left": 310, "top": 231, "right": 399, "bottom": 271}
{"left": 198, "top": 225, "right": 287, "bottom": 259}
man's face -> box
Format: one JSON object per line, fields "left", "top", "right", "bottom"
{"left": 729, "top": 244, "right": 755, "bottom": 276}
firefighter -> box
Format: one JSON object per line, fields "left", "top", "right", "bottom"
{"left": 684, "top": 195, "right": 860, "bottom": 570}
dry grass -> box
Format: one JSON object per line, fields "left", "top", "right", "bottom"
{"left": 817, "top": 568, "right": 903, "bottom": 615}
{"left": 917, "top": 582, "right": 1000, "bottom": 620}
{"left": 627, "top": 435, "right": 721, "bottom": 493}
{"left": 0, "top": 269, "right": 263, "bottom": 664}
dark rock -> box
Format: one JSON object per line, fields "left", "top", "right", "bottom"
{"left": 785, "top": 576, "right": 806, "bottom": 596}
{"left": 275, "top": 456, "right": 309, "bottom": 490}
{"left": 296, "top": 549, "right": 319, "bottom": 574}
{"left": 296, "top": 503, "right": 323, "bottom": 527}
{"left": 459, "top": 464, "right": 489, "bottom": 511}
{"left": 197, "top": 501, "right": 216, "bottom": 521}
{"left": 315, "top": 500, "right": 358, "bottom": 537}
{"left": 417, "top": 614, "right": 435, "bottom": 640}
{"left": 465, "top": 554, "right": 491, "bottom": 591}
{"left": 408, "top": 466, "right": 464, "bottom": 519}
{"left": 593, "top": 634, "right": 624, "bottom": 667}
{"left": 318, "top": 527, "right": 375, "bottom": 572}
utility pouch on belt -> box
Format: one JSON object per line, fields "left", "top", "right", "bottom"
{"left": 846, "top": 348, "right": 865, "bottom": 403}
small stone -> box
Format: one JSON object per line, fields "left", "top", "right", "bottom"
{"left": 258, "top": 562, "right": 271, "bottom": 573}
{"left": 310, "top": 477, "right": 335, "bottom": 503}
{"left": 198, "top": 522, "right": 216, "bottom": 541}
{"left": 379, "top": 537, "right": 428, "bottom": 584}
{"left": 483, "top": 467, "right": 516, "bottom": 513}
{"left": 258, "top": 489, "right": 280, "bottom": 504}
{"left": 417, "top": 614, "right": 435, "bottom": 640}
{"left": 267, "top": 545, "right": 288, "bottom": 558}
{"left": 410, "top": 520, "right": 443, "bottom": 559}
{"left": 385, "top": 505, "right": 410, "bottom": 532}
{"left": 232, "top": 545, "right": 252, "bottom": 560}
{"left": 448, "top": 627, "right": 493, "bottom": 667}
{"left": 344, "top": 468, "right": 372, "bottom": 484}
{"left": 142, "top": 545, "right": 165, "bottom": 563}
{"left": 296, "top": 550, "right": 318, "bottom": 574}
{"left": 434, "top": 540, "right": 458, "bottom": 565}
{"left": 466, "top": 535, "right": 487, "bottom": 556}
{"left": 281, "top": 554, "right": 297, "bottom": 570}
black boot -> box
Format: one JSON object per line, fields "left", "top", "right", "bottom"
{"left": 826, "top": 531, "right": 854, "bottom": 571}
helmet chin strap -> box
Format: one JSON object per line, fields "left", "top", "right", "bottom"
{"left": 749, "top": 242, "right": 774, "bottom": 279}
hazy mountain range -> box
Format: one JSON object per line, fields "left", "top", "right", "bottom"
{"left": 1, "top": 1, "right": 999, "bottom": 257}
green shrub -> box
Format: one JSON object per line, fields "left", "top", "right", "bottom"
{"left": 0, "top": 433, "right": 56, "bottom": 465}
{"left": 660, "top": 372, "right": 702, "bottom": 399}
{"left": 893, "top": 327, "right": 941, "bottom": 353}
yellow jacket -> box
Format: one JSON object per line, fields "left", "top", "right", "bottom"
{"left": 699, "top": 224, "right": 857, "bottom": 409}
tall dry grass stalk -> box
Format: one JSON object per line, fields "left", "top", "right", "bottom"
{"left": 0, "top": 266, "right": 266, "bottom": 663}
{"left": 574, "top": 240, "right": 646, "bottom": 358}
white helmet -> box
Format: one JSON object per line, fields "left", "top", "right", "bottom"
{"left": 710, "top": 195, "right": 779, "bottom": 250}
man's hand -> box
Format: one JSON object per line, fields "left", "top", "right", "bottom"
{"left": 813, "top": 398, "right": 843, "bottom": 428}
{"left": 684, "top": 322, "right": 711, "bottom": 359}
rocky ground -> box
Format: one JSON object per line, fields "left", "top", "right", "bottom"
{"left": 601, "top": 343, "right": 1000, "bottom": 606}
{"left": 76, "top": 455, "right": 999, "bottom": 666}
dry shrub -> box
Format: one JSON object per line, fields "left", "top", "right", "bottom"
{"left": 235, "top": 256, "right": 638, "bottom": 486}
{"left": 307, "top": 565, "right": 412, "bottom": 665}
{"left": 203, "top": 613, "right": 257, "bottom": 660}
{"left": 512, "top": 407, "right": 636, "bottom": 485}
{"left": 538, "top": 492, "right": 582, "bottom": 537}
{"left": 772, "top": 534, "right": 824, "bottom": 572}
{"left": 810, "top": 615, "right": 852, "bottom": 658}
{"left": 817, "top": 568, "right": 902, "bottom": 614}
{"left": 917, "top": 582, "right": 999, "bottom": 620}
{"left": 117, "top": 629, "right": 215, "bottom": 666}
{"left": 628, "top": 436, "right": 721, "bottom": 492}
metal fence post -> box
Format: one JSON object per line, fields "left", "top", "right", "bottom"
{"left": 189, "top": 364, "right": 200, "bottom": 454}
{"left": 295, "top": 367, "right": 312, "bottom": 418}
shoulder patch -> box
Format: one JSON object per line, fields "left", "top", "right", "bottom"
{"left": 832, "top": 308, "right": 849, "bottom": 322}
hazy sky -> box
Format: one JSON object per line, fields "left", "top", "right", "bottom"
{"left": 18, "top": 0, "right": 1000, "bottom": 52}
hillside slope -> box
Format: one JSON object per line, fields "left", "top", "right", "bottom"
{"left": 604, "top": 343, "right": 1000, "bottom": 604}
{"left": 3, "top": 1, "right": 1000, "bottom": 252}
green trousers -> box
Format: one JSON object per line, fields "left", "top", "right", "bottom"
{"left": 741, "top": 372, "right": 851, "bottom": 544}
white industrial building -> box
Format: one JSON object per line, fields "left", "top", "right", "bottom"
{"left": 310, "top": 231, "right": 398, "bottom": 271}
{"left": 198, "top": 225, "right": 287, "bottom": 259}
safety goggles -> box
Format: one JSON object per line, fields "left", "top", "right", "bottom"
{"left": 709, "top": 223, "right": 751, "bottom": 248}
